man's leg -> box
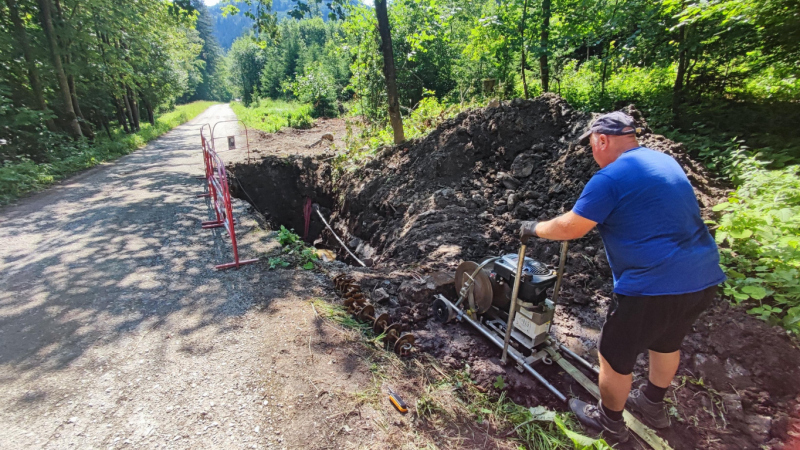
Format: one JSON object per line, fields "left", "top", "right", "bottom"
{"left": 624, "top": 350, "right": 680, "bottom": 429}
{"left": 599, "top": 352, "right": 633, "bottom": 412}
{"left": 568, "top": 352, "right": 632, "bottom": 442}
{"left": 645, "top": 350, "right": 680, "bottom": 401}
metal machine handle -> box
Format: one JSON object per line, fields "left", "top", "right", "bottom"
{"left": 500, "top": 244, "right": 526, "bottom": 364}
{"left": 551, "top": 241, "right": 569, "bottom": 304}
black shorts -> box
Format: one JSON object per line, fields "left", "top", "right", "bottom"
{"left": 598, "top": 285, "right": 718, "bottom": 375}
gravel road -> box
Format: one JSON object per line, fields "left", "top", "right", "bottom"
{"left": 0, "top": 104, "right": 355, "bottom": 449}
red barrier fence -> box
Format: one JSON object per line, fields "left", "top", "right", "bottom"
{"left": 197, "top": 123, "right": 258, "bottom": 270}
{"left": 197, "top": 123, "right": 214, "bottom": 195}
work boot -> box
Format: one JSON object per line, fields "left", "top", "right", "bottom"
{"left": 626, "top": 388, "right": 670, "bottom": 429}
{"left": 568, "top": 398, "right": 630, "bottom": 443}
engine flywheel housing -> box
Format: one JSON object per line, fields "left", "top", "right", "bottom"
{"left": 455, "top": 261, "right": 493, "bottom": 314}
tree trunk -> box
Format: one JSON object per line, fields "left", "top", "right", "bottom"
{"left": 673, "top": 26, "right": 687, "bottom": 120}
{"left": 37, "top": 0, "right": 82, "bottom": 138}
{"left": 539, "top": 0, "right": 551, "bottom": 92}
{"left": 101, "top": 115, "right": 112, "bottom": 139}
{"left": 127, "top": 86, "right": 140, "bottom": 130}
{"left": 142, "top": 97, "right": 155, "bottom": 126}
{"left": 520, "top": 0, "right": 529, "bottom": 98}
{"left": 6, "top": 0, "right": 56, "bottom": 131}
{"left": 114, "top": 97, "right": 130, "bottom": 134}
{"left": 375, "top": 0, "right": 405, "bottom": 144}
{"left": 138, "top": 90, "right": 155, "bottom": 126}
{"left": 122, "top": 90, "right": 137, "bottom": 132}
{"left": 66, "top": 65, "right": 94, "bottom": 138}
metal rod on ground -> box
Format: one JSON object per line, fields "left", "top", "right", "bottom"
{"left": 551, "top": 241, "right": 569, "bottom": 304}
{"left": 435, "top": 295, "right": 567, "bottom": 402}
{"left": 312, "top": 204, "right": 367, "bottom": 268}
{"left": 552, "top": 341, "right": 600, "bottom": 375}
{"left": 501, "top": 244, "right": 527, "bottom": 364}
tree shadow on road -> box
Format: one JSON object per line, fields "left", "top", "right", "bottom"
{"left": 0, "top": 121, "right": 317, "bottom": 385}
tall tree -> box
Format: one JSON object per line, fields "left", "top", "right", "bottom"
{"left": 36, "top": 0, "right": 82, "bottom": 137}
{"left": 539, "top": 0, "right": 551, "bottom": 92}
{"left": 520, "top": 0, "right": 530, "bottom": 98}
{"left": 5, "top": 0, "right": 56, "bottom": 131}
{"left": 375, "top": 0, "right": 404, "bottom": 144}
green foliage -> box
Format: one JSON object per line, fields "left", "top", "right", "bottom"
{"left": 224, "top": 17, "right": 350, "bottom": 108}
{"left": 267, "top": 256, "right": 290, "bottom": 269}
{"left": 493, "top": 375, "right": 506, "bottom": 390}
{"left": 299, "top": 247, "right": 319, "bottom": 270}
{"left": 712, "top": 160, "right": 800, "bottom": 333}
{"left": 275, "top": 225, "right": 319, "bottom": 270}
{"left": 277, "top": 224, "right": 301, "bottom": 246}
{"left": 340, "top": 93, "right": 468, "bottom": 166}
{"left": 284, "top": 62, "right": 339, "bottom": 117}
{"left": 554, "top": 415, "right": 612, "bottom": 450}
{"left": 442, "top": 369, "right": 610, "bottom": 450}
{"left": 0, "top": 101, "right": 216, "bottom": 206}
{"left": 225, "top": 36, "right": 267, "bottom": 106}
{"left": 558, "top": 62, "right": 674, "bottom": 115}
{"left": 182, "top": 1, "right": 230, "bottom": 102}
{"left": 310, "top": 298, "right": 369, "bottom": 331}
{"left": 231, "top": 98, "right": 314, "bottom": 133}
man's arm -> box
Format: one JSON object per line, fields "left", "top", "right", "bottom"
{"left": 523, "top": 211, "right": 597, "bottom": 241}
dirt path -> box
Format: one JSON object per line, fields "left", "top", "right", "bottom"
{"left": 0, "top": 105, "right": 404, "bottom": 449}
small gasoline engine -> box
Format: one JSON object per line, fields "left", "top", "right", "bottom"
{"left": 433, "top": 253, "right": 557, "bottom": 359}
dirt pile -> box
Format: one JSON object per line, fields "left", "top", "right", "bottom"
{"left": 329, "top": 94, "right": 725, "bottom": 303}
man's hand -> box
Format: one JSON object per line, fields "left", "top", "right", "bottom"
{"left": 520, "top": 221, "right": 539, "bottom": 244}
{"left": 532, "top": 211, "right": 597, "bottom": 241}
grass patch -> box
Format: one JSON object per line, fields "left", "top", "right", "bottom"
{"left": 436, "top": 368, "right": 612, "bottom": 450}
{"left": 310, "top": 298, "right": 369, "bottom": 333}
{"left": 340, "top": 95, "right": 474, "bottom": 166}
{"left": 0, "top": 101, "right": 217, "bottom": 206}
{"left": 231, "top": 98, "right": 315, "bottom": 133}
{"left": 311, "top": 293, "right": 611, "bottom": 449}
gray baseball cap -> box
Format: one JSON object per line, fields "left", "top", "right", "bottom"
{"left": 578, "top": 111, "right": 638, "bottom": 145}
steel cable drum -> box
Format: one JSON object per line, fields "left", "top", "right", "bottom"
{"left": 479, "top": 257, "right": 511, "bottom": 310}
{"left": 455, "top": 261, "right": 493, "bottom": 314}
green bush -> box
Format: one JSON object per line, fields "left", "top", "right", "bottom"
{"left": 275, "top": 225, "right": 318, "bottom": 270}
{"left": 231, "top": 99, "right": 315, "bottom": 133}
{"left": 284, "top": 62, "right": 340, "bottom": 118}
{"left": 340, "top": 93, "right": 473, "bottom": 165}
{"left": 0, "top": 101, "right": 216, "bottom": 206}
{"left": 557, "top": 61, "right": 674, "bottom": 116}
{"left": 712, "top": 157, "right": 800, "bottom": 333}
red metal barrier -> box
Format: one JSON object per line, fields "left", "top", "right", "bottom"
{"left": 196, "top": 123, "right": 213, "bottom": 186}
{"left": 197, "top": 124, "right": 258, "bottom": 270}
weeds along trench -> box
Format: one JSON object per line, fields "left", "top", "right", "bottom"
{"left": 230, "top": 94, "right": 800, "bottom": 450}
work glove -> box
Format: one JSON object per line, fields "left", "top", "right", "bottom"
{"left": 519, "top": 220, "right": 539, "bottom": 244}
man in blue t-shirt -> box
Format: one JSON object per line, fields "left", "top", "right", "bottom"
{"left": 519, "top": 111, "right": 725, "bottom": 442}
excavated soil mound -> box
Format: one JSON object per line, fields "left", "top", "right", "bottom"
{"left": 232, "top": 94, "right": 800, "bottom": 449}
{"left": 331, "top": 94, "right": 723, "bottom": 292}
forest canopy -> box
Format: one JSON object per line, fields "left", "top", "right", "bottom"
{"left": 0, "top": 0, "right": 225, "bottom": 161}
{"left": 221, "top": 0, "right": 799, "bottom": 155}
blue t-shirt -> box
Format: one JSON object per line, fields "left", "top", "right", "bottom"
{"left": 573, "top": 147, "right": 726, "bottom": 296}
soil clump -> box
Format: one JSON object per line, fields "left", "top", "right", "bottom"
{"left": 232, "top": 94, "right": 800, "bottom": 449}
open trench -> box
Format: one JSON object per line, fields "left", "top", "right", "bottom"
{"left": 228, "top": 95, "right": 800, "bottom": 450}
{"left": 228, "top": 157, "right": 336, "bottom": 247}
